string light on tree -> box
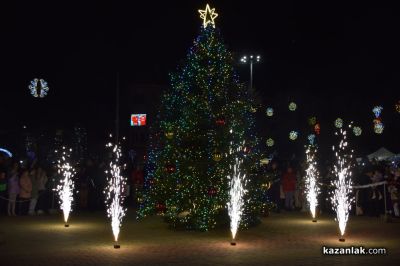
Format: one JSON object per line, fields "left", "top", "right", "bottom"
{"left": 289, "top": 131, "right": 298, "bottom": 141}
{"left": 266, "top": 107, "right": 274, "bottom": 117}
{"left": 335, "top": 118, "right": 343, "bottom": 128}
{"left": 227, "top": 145, "right": 247, "bottom": 246}
{"left": 55, "top": 147, "right": 76, "bottom": 227}
{"left": 198, "top": 4, "right": 218, "bottom": 28}
{"left": 331, "top": 127, "right": 353, "bottom": 242}
{"left": 29, "top": 78, "right": 49, "bottom": 98}
{"left": 304, "top": 145, "right": 320, "bottom": 222}
{"left": 288, "top": 102, "right": 297, "bottom": 111}
{"left": 104, "top": 136, "right": 127, "bottom": 249}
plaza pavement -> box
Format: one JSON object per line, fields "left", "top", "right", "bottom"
{"left": 0, "top": 210, "right": 399, "bottom": 266}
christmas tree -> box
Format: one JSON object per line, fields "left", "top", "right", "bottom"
{"left": 138, "top": 4, "right": 262, "bottom": 231}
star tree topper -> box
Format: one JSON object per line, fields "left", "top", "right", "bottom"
{"left": 198, "top": 4, "right": 218, "bottom": 28}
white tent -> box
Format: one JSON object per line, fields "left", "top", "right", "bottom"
{"left": 367, "top": 147, "right": 396, "bottom": 161}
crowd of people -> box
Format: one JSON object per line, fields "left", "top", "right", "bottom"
{"left": 0, "top": 154, "right": 145, "bottom": 217}
{"left": 262, "top": 159, "right": 400, "bottom": 218}
{"left": 1, "top": 151, "right": 399, "bottom": 220}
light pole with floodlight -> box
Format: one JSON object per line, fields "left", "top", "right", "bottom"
{"left": 240, "top": 55, "right": 261, "bottom": 89}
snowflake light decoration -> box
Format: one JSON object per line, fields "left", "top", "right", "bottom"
{"left": 289, "top": 131, "right": 298, "bottom": 141}
{"left": 335, "top": 118, "right": 343, "bottom": 128}
{"left": 353, "top": 126, "right": 362, "bottom": 136}
{"left": 374, "top": 122, "right": 384, "bottom": 134}
{"left": 289, "top": 102, "right": 297, "bottom": 111}
{"left": 29, "top": 78, "right": 49, "bottom": 98}
{"left": 308, "top": 134, "right": 316, "bottom": 145}
{"left": 395, "top": 101, "right": 400, "bottom": 113}
{"left": 308, "top": 117, "right": 317, "bottom": 126}
{"left": 372, "top": 106, "right": 383, "bottom": 118}
{"left": 266, "top": 138, "right": 274, "bottom": 147}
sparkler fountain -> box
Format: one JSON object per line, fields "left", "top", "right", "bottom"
{"left": 304, "top": 145, "right": 320, "bottom": 222}
{"left": 56, "top": 147, "right": 76, "bottom": 227}
{"left": 227, "top": 145, "right": 247, "bottom": 246}
{"left": 104, "top": 139, "right": 126, "bottom": 249}
{"left": 331, "top": 127, "right": 353, "bottom": 242}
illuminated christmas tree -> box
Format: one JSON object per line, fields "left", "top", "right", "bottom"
{"left": 138, "top": 4, "right": 262, "bottom": 231}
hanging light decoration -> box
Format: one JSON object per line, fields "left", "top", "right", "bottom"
{"left": 29, "top": 78, "right": 50, "bottom": 98}
{"left": 289, "top": 131, "right": 298, "bottom": 141}
{"left": 308, "top": 117, "right": 317, "bottom": 126}
{"left": 288, "top": 102, "right": 297, "bottom": 111}
{"left": 266, "top": 138, "right": 274, "bottom": 147}
{"left": 307, "top": 134, "right": 316, "bottom": 145}
{"left": 266, "top": 107, "right": 274, "bottom": 117}
{"left": 334, "top": 118, "right": 343, "bottom": 128}
{"left": 353, "top": 126, "right": 362, "bottom": 136}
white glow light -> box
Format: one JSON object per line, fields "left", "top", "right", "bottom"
{"left": 56, "top": 147, "right": 75, "bottom": 225}
{"left": 104, "top": 142, "right": 127, "bottom": 243}
{"left": 227, "top": 146, "right": 247, "bottom": 242}
{"left": 331, "top": 128, "right": 353, "bottom": 238}
{"left": 304, "top": 146, "right": 320, "bottom": 219}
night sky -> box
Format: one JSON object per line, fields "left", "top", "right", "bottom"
{"left": 2, "top": 1, "right": 399, "bottom": 157}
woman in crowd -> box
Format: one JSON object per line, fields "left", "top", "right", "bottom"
{"left": 282, "top": 166, "right": 296, "bottom": 211}
{"left": 7, "top": 162, "right": 19, "bottom": 216}
{"left": 18, "top": 169, "right": 32, "bottom": 215}
{"left": 35, "top": 166, "right": 48, "bottom": 214}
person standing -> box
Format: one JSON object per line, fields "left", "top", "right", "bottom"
{"left": 35, "top": 167, "right": 48, "bottom": 214}
{"left": 7, "top": 162, "right": 19, "bottom": 216}
{"left": 282, "top": 166, "right": 296, "bottom": 211}
{"left": 28, "top": 168, "right": 39, "bottom": 215}
{"left": 0, "top": 163, "right": 8, "bottom": 215}
{"left": 18, "top": 169, "right": 32, "bottom": 215}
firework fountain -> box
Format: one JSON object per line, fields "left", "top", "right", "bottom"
{"left": 56, "top": 147, "right": 76, "bottom": 227}
{"left": 104, "top": 139, "right": 126, "bottom": 248}
{"left": 304, "top": 145, "right": 320, "bottom": 222}
{"left": 331, "top": 127, "right": 353, "bottom": 242}
{"left": 227, "top": 145, "right": 247, "bottom": 246}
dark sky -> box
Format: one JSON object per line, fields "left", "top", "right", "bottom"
{"left": 1, "top": 1, "right": 399, "bottom": 155}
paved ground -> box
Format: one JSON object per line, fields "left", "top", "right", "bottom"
{"left": 0, "top": 210, "right": 399, "bottom": 266}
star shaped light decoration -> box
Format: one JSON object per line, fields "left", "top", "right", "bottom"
{"left": 198, "top": 4, "right": 218, "bottom": 28}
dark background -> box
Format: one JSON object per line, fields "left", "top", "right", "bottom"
{"left": 1, "top": 1, "right": 399, "bottom": 159}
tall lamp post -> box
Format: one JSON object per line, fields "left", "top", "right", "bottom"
{"left": 240, "top": 55, "right": 261, "bottom": 89}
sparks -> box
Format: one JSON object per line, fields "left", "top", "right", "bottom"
{"left": 56, "top": 147, "right": 75, "bottom": 226}
{"left": 104, "top": 142, "right": 127, "bottom": 245}
{"left": 227, "top": 145, "right": 247, "bottom": 244}
{"left": 331, "top": 128, "right": 353, "bottom": 240}
{"left": 304, "top": 145, "right": 320, "bottom": 220}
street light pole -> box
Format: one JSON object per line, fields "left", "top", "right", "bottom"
{"left": 240, "top": 55, "right": 261, "bottom": 90}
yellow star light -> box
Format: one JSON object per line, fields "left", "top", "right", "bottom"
{"left": 198, "top": 4, "right": 218, "bottom": 28}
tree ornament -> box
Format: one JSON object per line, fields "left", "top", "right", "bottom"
{"left": 213, "top": 150, "right": 222, "bottom": 162}
{"left": 29, "top": 78, "right": 49, "bottom": 98}
{"left": 208, "top": 187, "right": 217, "bottom": 196}
{"left": 165, "top": 132, "right": 174, "bottom": 139}
{"left": 165, "top": 163, "right": 176, "bottom": 173}
{"left": 266, "top": 107, "right": 274, "bottom": 117}
{"left": 215, "top": 117, "right": 225, "bottom": 126}
{"left": 289, "top": 102, "right": 297, "bottom": 111}
{"left": 155, "top": 203, "right": 166, "bottom": 214}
